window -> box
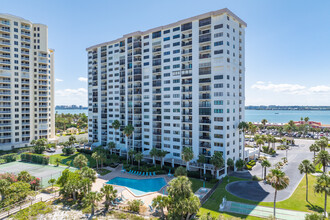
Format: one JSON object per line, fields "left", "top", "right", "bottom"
{"left": 214, "top": 50, "right": 223, "bottom": 55}
{"left": 214, "top": 32, "right": 223, "bottom": 38}
{"left": 173, "top": 57, "right": 180, "bottom": 61}
{"left": 173, "top": 49, "right": 180, "bottom": 54}
{"left": 164, "top": 58, "right": 170, "bottom": 63}
{"left": 173, "top": 42, "right": 180, "bottom": 47}
{"left": 164, "top": 51, "right": 170, "bottom": 56}
{"left": 214, "top": 83, "right": 223, "bottom": 88}
{"left": 214, "top": 75, "right": 223, "bottom": 80}
{"left": 164, "top": 44, "right": 170, "bottom": 48}
{"left": 214, "top": 24, "right": 223, "bottom": 29}
{"left": 152, "top": 31, "right": 161, "bottom": 39}
{"left": 214, "top": 100, "right": 223, "bottom": 105}
{"left": 173, "top": 34, "right": 180, "bottom": 39}
{"left": 214, "top": 41, "right": 223, "bottom": 46}
{"left": 173, "top": 27, "right": 180, "bottom": 32}
{"left": 173, "top": 64, "right": 180, "bottom": 69}
{"left": 214, "top": 109, "right": 223, "bottom": 113}
{"left": 164, "top": 29, "right": 170, "bottom": 34}
{"left": 164, "top": 37, "right": 170, "bottom": 41}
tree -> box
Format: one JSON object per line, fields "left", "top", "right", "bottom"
{"left": 315, "top": 150, "right": 330, "bottom": 173}
{"left": 123, "top": 124, "right": 134, "bottom": 160}
{"left": 112, "top": 120, "right": 121, "bottom": 148}
{"left": 235, "top": 159, "right": 245, "bottom": 171}
{"left": 0, "top": 179, "right": 9, "bottom": 201}
{"left": 266, "top": 169, "right": 290, "bottom": 218}
{"left": 101, "top": 184, "right": 117, "bottom": 212}
{"left": 80, "top": 166, "right": 97, "bottom": 183}
{"left": 83, "top": 191, "right": 103, "bottom": 216}
{"left": 92, "top": 152, "right": 100, "bottom": 170}
{"left": 149, "top": 147, "right": 158, "bottom": 166}
{"left": 174, "top": 166, "right": 187, "bottom": 177}
{"left": 310, "top": 144, "right": 320, "bottom": 163}
{"left": 31, "top": 138, "right": 47, "bottom": 154}
{"left": 316, "top": 137, "right": 329, "bottom": 151}
{"left": 256, "top": 139, "right": 264, "bottom": 158}
{"left": 68, "top": 135, "right": 77, "bottom": 146}
{"left": 210, "top": 151, "right": 224, "bottom": 178}
{"left": 261, "top": 119, "right": 268, "bottom": 129}
{"left": 261, "top": 159, "right": 271, "bottom": 180}
{"left": 182, "top": 147, "right": 194, "bottom": 171}
{"left": 48, "top": 178, "right": 56, "bottom": 191}
{"left": 107, "top": 142, "right": 116, "bottom": 155}
{"left": 157, "top": 150, "right": 168, "bottom": 168}
{"left": 167, "top": 176, "right": 200, "bottom": 219}
{"left": 55, "top": 158, "right": 61, "bottom": 166}
{"left": 152, "top": 195, "right": 169, "bottom": 219}
{"left": 298, "top": 160, "right": 315, "bottom": 202}
{"left": 134, "top": 152, "right": 143, "bottom": 169}
{"left": 314, "top": 174, "right": 330, "bottom": 218}
{"left": 5, "top": 181, "right": 32, "bottom": 205}
{"left": 73, "top": 154, "right": 88, "bottom": 169}
{"left": 127, "top": 199, "right": 143, "bottom": 213}
{"left": 17, "top": 171, "right": 32, "bottom": 183}
{"left": 128, "top": 149, "right": 136, "bottom": 165}
{"left": 238, "top": 121, "right": 249, "bottom": 134}
{"left": 227, "top": 158, "right": 234, "bottom": 172}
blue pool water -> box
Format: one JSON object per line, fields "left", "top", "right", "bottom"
{"left": 106, "top": 177, "right": 167, "bottom": 196}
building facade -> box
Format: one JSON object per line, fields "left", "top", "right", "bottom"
{"left": 0, "top": 14, "right": 55, "bottom": 150}
{"left": 87, "top": 8, "right": 246, "bottom": 173}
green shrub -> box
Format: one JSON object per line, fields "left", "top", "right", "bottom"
{"left": 21, "top": 153, "right": 49, "bottom": 165}
{"left": 187, "top": 170, "right": 200, "bottom": 179}
{"left": 305, "top": 213, "right": 325, "bottom": 220}
{"left": 77, "top": 148, "right": 93, "bottom": 155}
{"left": 0, "top": 153, "right": 17, "bottom": 163}
{"left": 175, "top": 166, "right": 187, "bottom": 177}
{"left": 127, "top": 199, "right": 142, "bottom": 213}
{"left": 62, "top": 147, "right": 76, "bottom": 155}
{"left": 13, "top": 202, "right": 53, "bottom": 219}
{"left": 252, "top": 175, "right": 261, "bottom": 181}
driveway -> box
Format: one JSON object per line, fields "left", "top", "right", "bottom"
{"left": 227, "top": 139, "right": 317, "bottom": 202}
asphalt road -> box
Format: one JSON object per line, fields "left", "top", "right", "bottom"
{"left": 227, "top": 139, "right": 318, "bottom": 202}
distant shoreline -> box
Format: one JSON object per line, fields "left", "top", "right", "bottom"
{"left": 245, "top": 106, "right": 330, "bottom": 111}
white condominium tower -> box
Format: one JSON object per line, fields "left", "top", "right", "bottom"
{"left": 87, "top": 8, "right": 246, "bottom": 175}
{"left": 0, "top": 14, "right": 55, "bottom": 150}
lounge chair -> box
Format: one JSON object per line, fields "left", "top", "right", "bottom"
{"left": 137, "top": 171, "right": 140, "bottom": 175}
{"left": 150, "top": 172, "right": 152, "bottom": 176}
{"left": 138, "top": 172, "right": 142, "bottom": 175}
{"left": 149, "top": 205, "right": 154, "bottom": 212}
{"left": 146, "top": 172, "right": 148, "bottom": 177}
{"left": 153, "top": 171, "right": 156, "bottom": 176}
{"left": 133, "top": 171, "right": 136, "bottom": 174}
{"left": 143, "top": 172, "right": 145, "bottom": 176}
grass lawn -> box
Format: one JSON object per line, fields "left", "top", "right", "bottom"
{"left": 49, "top": 152, "right": 97, "bottom": 168}
{"left": 198, "top": 174, "right": 328, "bottom": 219}
{"left": 96, "top": 168, "right": 112, "bottom": 176}
{"left": 189, "top": 178, "right": 216, "bottom": 193}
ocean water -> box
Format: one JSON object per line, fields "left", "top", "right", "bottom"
{"left": 55, "top": 109, "right": 88, "bottom": 115}
{"left": 55, "top": 109, "right": 330, "bottom": 124}
{"left": 245, "top": 110, "right": 330, "bottom": 124}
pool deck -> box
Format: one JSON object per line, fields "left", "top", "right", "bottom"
{"left": 92, "top": 165, "right": 174, "bottom": 209}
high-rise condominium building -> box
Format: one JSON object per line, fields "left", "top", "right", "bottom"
{"left": 87, "top": 8, "right": 246, "bottom": 176}
{"left": 0, "top": 14, "right": 55, "bottom": 150}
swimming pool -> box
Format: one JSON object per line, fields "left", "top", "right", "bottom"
{"left": 106, "top": 177, "right": 167, "bottom": 196}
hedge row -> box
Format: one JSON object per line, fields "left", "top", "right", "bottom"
{"left": 21, "top": 153, "right": 49, "bottom": 165}
{"left": 0, "top": 153, "right": 18, "bottom": 163}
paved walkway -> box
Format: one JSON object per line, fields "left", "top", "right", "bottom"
{"left": 228, "top": 139, "right": 317, "bottom": 202}
{"left": 223, "top": 201, "right": 307, "bottom": 220}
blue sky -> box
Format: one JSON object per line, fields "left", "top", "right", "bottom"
{"left": 2, "top": 0, "right": 330, "bottom": 106}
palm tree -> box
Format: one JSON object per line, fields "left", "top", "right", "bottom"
{"left": 316, "top": 137, "right": 329, "bottom": 151}
{"left": 92, "top": 152, "right": 100, "bottom": 170}
{"left": 128, "top": 149, "right": 135, "bottom": 165}
{"left": 197, "top": 154, "right": 206, "bottom": 177}
{"left": 157, "top": 150, "right": 168, "bottom": 168}
{"left": 261, "top": 119, "right": 268, "bottom": 129}
{"left": 73, "top": 154, "right": 88, "bottom": 169}
{"left": 112, "top": 120, "right": 121, "bottom": 146}
{"left": 123, "top": 124, "right": 134, "bottom": 160}
{"left": 135, "top": 152, "right": 143, "bottom": 169}
{"left": 182, "top": 147, "right": 194, "bottom": 171}
{"left": 314, "top": 174, "right": 330, "bottom": 217}
{"left": 107, "top": 142, "right": 116, "bottom": 155}
{"left": 256, "top": 139, "right": 264, "bottom": 158}
{"left": 83, "top": 191, "right": 103, "bottom": 216}
{"left": 48, "top": 178, "right": 56, "bottom": 191}
{"left": 149, "top": 147, "right": 158, "bottom": 166}
{"left": 101, "top": 184, "right": 117, "bottom": 212}
{"left": 261, "top": 159, "right": 271, "bottom": 180}
{"left": 315, "top": 150, "right": 330, "bottom": 173}
{"left": 266, "top": 169, "right": 290, "bottom": 218}
{"left": 298, "top": 160, "right": 315, "bottom": 202}
{"left": 152, "top": 195, "right": 169, "bottom": 219}
{"left": 210, "top": 151, "right": 224, "bottom": 178}
{"left": 309, "top": 144, "right": 320, "bottom": 163}
{"left": 0, "top": 179, "right": 9, "bottom": 201}
{"left": 238, "top": 121, "right": 249, "bottom": 134}
{"left": 55, "top": 158, "right": 61, "bottom": 166}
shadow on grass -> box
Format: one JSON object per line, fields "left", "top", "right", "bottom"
{"left": 306, "top": 204, "right": 323, "bottom": 213}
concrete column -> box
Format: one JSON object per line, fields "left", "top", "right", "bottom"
{"left": 172, "top": 159, "right": 174, "bottom": 168}
{"left": 186, "top": 162, "right": 189, "bottom": 171}
{"left": 203, "top": 164, "right": 206, "bottom": 175}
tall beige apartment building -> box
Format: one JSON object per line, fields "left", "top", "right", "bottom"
{"left": 0, "top": 14, "right": 55, "bottom": 150}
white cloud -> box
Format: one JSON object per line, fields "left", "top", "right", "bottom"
{"left": 251, "top": 81, "right": 306, "bottom": 94}
{"left": 309, "top": 85, "right": 330, "bottom": 93}
{"left": 55, "top": 88, "right": 87, "bottom": 106}
{"left": 55, "top": 78, "right": 63, "bottom": 82}
{"left": 78, "top": 77, "right": 88, "bottom": 82}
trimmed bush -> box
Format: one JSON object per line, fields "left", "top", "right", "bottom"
{"left": 187, "top": 170, "right": 200, "bottom": 179}
{"left": 0, "top": 153, "right": 17, "bottom": 163}
{"left": 21, "top": 153, "right": 49, "bottom": 165}
{"left": 77, "top": 148, "right": 93, "bottom": 155}
{"left": 62, "top": 147, "right": 76, "bottom": 155}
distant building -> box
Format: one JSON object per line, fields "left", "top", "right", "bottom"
{"left": 0, "top": 14, "right": 55, "bottom": 150}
